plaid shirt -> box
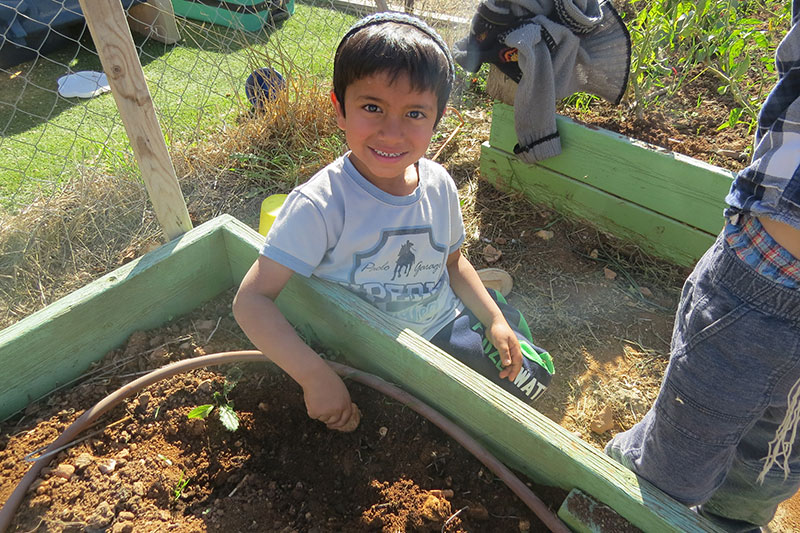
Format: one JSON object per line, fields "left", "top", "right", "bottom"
{"left": 725, "top": 6, "right": 800, "bottom": 227}
{"left": 725, "top": 216, "right": 800, "bottom": 288}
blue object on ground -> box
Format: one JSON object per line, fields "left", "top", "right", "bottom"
{"left": 245, "top": 67, "right": 286, "bottom": 109}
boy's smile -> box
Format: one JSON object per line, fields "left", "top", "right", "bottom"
{"left": 333, "top": 71, "right": 439, "bottom": 196}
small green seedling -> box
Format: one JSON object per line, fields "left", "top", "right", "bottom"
{"left": 173, "top": 472, "right": 190, "bottom": 501}
{"left": 188, "top": 370, "right": 241, "bottom": 432}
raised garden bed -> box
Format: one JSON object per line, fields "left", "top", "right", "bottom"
{"left": 0, "top": 215, "right": 724, "bottom": 531}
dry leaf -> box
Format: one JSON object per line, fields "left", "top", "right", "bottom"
{"left": 483, "top": 244, "right": 502, "bottom": 263}
{"left": 590, "top": 406, "right": 614, "bottom": 434}
{"left": 534, "top": 229, "right": 554, "bottom": 240}
{"left": 603, "top": 267, "right": 617, "bottom": 280}
{"left": 640, "top": 286, "right": 653, "bottom": 297}
{"left": 589, "top": 248, "right": 599, "bottom": 259}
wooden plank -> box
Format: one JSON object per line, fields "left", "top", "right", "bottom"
{"left": 79, "top": 0, "right": 192, "bottom": 240}
{"left": 220, "top": 219, "right": 724, "bottom": 533}
{"left": 0, "top": 217, "right": 234, "bottom": 421}
{"left": 128, "top": 0, "right": 182, "bottom": 45}
{"left": 486, "top": 64, "right": 519, "bottom": 106}
{"left": 481, "top": 142, "right": 716, "bottom": 266}
{"left": 488, "top": 102, "right": 734, "bottom": 236}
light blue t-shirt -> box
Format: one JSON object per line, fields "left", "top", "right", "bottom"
{"left": 262, "top": 154, "right": 465, "bottom": 339}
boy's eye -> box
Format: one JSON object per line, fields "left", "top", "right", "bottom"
{"left": 363, "top": 103, "right": 380, "bottom": 113}
{"left": 407, "top": 110, "right": 426, "bottom": 119}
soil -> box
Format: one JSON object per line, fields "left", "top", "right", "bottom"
{"left": 3, "top": 195, "right": 796, "bottom": 532}
{"left": 554, "top": 65, "right": 754, "bottom": 174}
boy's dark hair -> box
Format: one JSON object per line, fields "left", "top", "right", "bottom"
{"left": 333, "top": 14, "right": 454, "bottom": 125}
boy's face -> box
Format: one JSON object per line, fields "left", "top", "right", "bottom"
{"left": 332, "top": 71, "right": 438, "bottom": 195}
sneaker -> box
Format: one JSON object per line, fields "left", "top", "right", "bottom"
{"left": 477, "top": 268, "right": 513, "bottom": 297}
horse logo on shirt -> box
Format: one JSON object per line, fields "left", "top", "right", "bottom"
{"left": 351, "top": 228, "right": 448, "bottom": 314}
{"left": 391, "top": 240, "right": 415, "bottom": 281}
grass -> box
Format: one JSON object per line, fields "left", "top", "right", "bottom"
{"left": 2, "top": 0, "right": 793, "bottom": 210}
{"left": 0, "top": 1, "right": 357, "bottom": 210}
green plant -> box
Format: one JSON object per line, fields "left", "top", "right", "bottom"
{"left": 562, "top": 92, "right": 601, "bottom": 113}
{"left": 172, "top": 472, "right": 191, "bottom": 501}
{"left": 717, "top": 106, "right": 754, "bottom": 134}
{"left": 187, "top": 369, "right": 242, "bottom": 432}
{"left": 451, "top": 63, "right": 491, "bottom": 109}
{"left": 608, "top": 0, "right": 790, "bottom": 130}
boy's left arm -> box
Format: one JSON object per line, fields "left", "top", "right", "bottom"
{"left": 446, "top": 248, "right": 523, "bottom": 381}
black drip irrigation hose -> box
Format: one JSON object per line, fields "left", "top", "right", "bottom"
{"left": 0, "top": 351, "right": 571, "bottom": 533}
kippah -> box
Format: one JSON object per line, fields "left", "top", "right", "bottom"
{"left": 335, "top": 12, "right": 455, "bottom": 84}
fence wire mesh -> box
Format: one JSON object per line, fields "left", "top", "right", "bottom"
{"left": 0, "top": 0, "right": 481, "bottom": 328}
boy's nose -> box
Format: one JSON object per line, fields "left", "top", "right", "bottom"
{"left": 379, "top": 115, "right": 405, "bottom": 137}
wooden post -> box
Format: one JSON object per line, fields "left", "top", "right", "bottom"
{"left": 486, "top": 64, "right": 518, "bottom": 105}
{"left": 128, "top": 0, "right": 182, "bottom": 45}
{"left": 78, "top": 0, "right": 192, "bottom": 241}
{"left": 374, "top": 0, "right": 389, "bottom": 11}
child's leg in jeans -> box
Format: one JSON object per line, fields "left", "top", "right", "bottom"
{"left": 605, "top": 236, "right": 800, "bottom": 531}
{"left": 430, "top": 289, "right": 554, "bottom": 404}
{"left": 697, "top": 405, "right": 800, "bottom": 531}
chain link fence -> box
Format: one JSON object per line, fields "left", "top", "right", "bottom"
{"left": 0, "top": 0, "right": 480, "bottom": 328}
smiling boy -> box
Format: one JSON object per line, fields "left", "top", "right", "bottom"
{"left": 233, "top": 13, "right": 554, "bottom": 432}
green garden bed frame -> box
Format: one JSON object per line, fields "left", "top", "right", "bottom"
{"left": 481, "top": 102, "right": 736, "bottom": 267}
{"left": 0, "top": 214, "right": 724, "bottom": 532}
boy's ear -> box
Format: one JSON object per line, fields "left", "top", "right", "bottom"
{"left": 331, "top": 91, "right": 346, "bottom": 130}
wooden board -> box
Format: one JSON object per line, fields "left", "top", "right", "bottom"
{"left": 128, "top": 0, "right": 181, "bottom": 45}
{"left": 482, "top": 103, "right": 735, "bottom": 265}
{"left": 488, "top": 103, "right": 734, "bottom": 236}
{"left": 0, "top": 214, "right": 724, "bottom": 532}
{"left": 0, "top": 216, "right": 233, "bottom": 420}
{"left": 79, "top": 0, "right": 192, "bottom": 241}
{"left": 481, "top": 142, "right": 717, "bottom": 266}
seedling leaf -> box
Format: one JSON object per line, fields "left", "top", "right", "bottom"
{"left": 218, "top": 404, "right": 240, "bottom": 432}
{"left": 188, "top": 404, "right": 214, "bottom": 419}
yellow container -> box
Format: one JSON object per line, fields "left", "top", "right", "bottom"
{"left": 258, "top": 194, "right": 288, "bottom": 236}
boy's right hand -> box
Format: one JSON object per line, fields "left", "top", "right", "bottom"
{"left": 302, "top": 368, "right": 360, "bottom": 432}
{"left": 233, "top": 256, "right": 361, "bottom": 433}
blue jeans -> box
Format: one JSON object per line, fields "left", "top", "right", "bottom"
{"left": 605, "top": 230, "right": 800, "bottom": 532}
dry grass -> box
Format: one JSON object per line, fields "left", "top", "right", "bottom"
{"left": 173, "top": 71, "right": 343, "bottom": 224}
{"left": 0, "top": 171, "right": 158, "bottom": 327}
